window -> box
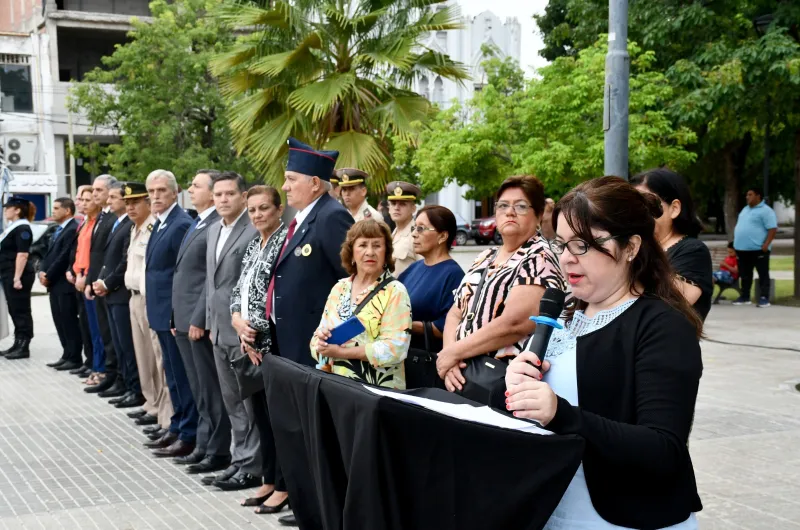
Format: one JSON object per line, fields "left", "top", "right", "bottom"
{"left": 0, "top": 55, "right": 33, "bottom": 113}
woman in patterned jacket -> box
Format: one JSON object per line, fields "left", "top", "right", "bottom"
{"left": 436, "top": 175, "right": 566, "bottom": 392}
{"left": 311, "top": 219, "right": 412, "bottom": 389}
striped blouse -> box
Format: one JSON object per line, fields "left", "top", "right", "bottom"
{"left": 454, "top": 235, "right": 566, "bottom": 358}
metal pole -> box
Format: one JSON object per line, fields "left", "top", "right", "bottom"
{"left": 67, "top": 109, "right": 76, "bottom": 198}
{"left": 763, "top": 97, "right": 770, "bottom": 204}
{"left": 603, "top": 0, "right": 630, "bottom": 179}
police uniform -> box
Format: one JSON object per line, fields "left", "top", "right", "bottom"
{"left": 335, "top": 168, "right": 384, "bottom": 223}
{"left": 0, "top": 196, "right": 35, "bottom": 359}
{"left": 386, "top": 181, "right": 422, "bottom": 276}
{"left": 123, "top": 183, "right": 173, "bottom": 429}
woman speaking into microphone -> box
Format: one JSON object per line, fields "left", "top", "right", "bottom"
{"left": 506, "top": 177, "right": 703, "bottom": 529}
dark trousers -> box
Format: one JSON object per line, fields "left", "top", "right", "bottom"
{"left": 84, "top": 298, "right": 106, "bottom": 373}
{"left": 107, "top": 303, "right": 141, "bottom": 394}
{"left": 2, "top": 271, "right": 34, "bottom": 340}
{"left": 252, "top": 389, "right": 286, "bottom": 490}
{"left": 50, "top": 290, "right": 82, "bottom": 363}
{"left": 736, "top": 250, "right": 771, "bottom": 300}
{"left": 156, "top": 330, "right": 198, "bottom": 443}
{"left": 95, "top": 297, "right": 117, "bottom": 375}
{"left": 175, "top": 331, "right": 231, "bottom": 456}
{"left": 77, "top": 291, "right": 93, "bottom": 368}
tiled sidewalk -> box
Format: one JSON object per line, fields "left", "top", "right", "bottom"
{"left": 1, "top": 296, "right": 799, "bottom": 529}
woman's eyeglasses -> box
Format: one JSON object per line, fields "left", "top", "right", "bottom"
{"left": 549, "top": 235, "right": 618, "bottom": 256}
{"left": 411, "top": 225, "right": 438, "bottom": 234}
{"left": 495, "top": 202, "right": 533, "bottom": 215}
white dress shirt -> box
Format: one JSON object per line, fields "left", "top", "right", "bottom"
{"left": 157, "top": 201, "right": 178, "bottom": 230}
{"left": 216, "top": 208, "right": 248, "bottom": 262}
{"left": 196, "top": 206, "right": 216, "bottom": 226}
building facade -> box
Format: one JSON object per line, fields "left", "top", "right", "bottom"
{"left": 1, "top": 0, "right": 147, "bottom": 218}
{"left": 414, "top": 5, "right": 521, "bottom": 223}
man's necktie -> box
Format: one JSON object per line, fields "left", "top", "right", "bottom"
{"left": 265, "top": 218, "right": 297, "bottom": 318}
{"left": 181, "top": 216, "right": 202, "bottom": 249}
{"left": 53, "top": 225, "right": 64, "bottom": 241}
{"left": 111, "top": 218, "right": 121, "bottom": 233}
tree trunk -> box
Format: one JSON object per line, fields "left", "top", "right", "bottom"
{"left": 794, "top": 128, "right": 800, "bottom": 298}
{"left": 723, "top": 144, "right": 741, "bottom": 238}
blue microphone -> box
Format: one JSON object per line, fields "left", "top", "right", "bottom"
{"left": 527, "top": 288, "right": 566, "bottom": 366}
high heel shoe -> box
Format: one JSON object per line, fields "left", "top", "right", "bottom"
{"left": 255, "top": 496, "right": 289, "bottom": 514}
{"left": 241, "top": 490, "right": 273, "bottom": 507}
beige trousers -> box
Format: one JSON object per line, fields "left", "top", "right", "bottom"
{"left": 129, "top": 294, "right": 173, "bottom": 429}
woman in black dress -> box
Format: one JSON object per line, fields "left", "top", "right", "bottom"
{"left": 631, "top": 169, "right": 713, "bottom": 321}
{"left": 0, "top": 196, "right": 36, "bottom": 359}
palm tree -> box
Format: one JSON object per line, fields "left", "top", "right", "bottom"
{"left": 210, "top": 0, "right": 469, "bottom": 190}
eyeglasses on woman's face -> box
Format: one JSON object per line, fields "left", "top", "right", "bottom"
{"left": 549, "top": 235, "right": 618, "bottom": 256}
{"left": 411, "top": 225, "right": 438, "bottom": 234}
{"left": 495, "top": 201, "right": 533, "bottom": 216}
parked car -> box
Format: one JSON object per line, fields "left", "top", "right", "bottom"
{"left": 470, "top": 216, "right": 502, "bottom": 245}
{"left": 28, "top": 221, "right": 58, "bottom": 273}
{"left": 453, "top": 213, "right": 470, "bottom": 246}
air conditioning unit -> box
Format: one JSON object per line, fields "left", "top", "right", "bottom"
{"left": 3, "top": 135, "right": 38, "bottom": 171}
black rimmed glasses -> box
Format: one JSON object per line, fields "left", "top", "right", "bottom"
{"left": 549, "top": 235, "right": 618, "bottom": 256}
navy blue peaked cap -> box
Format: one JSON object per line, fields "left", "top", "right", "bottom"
{"left": 286, "top": 137, "right": 339, "bottom": 181}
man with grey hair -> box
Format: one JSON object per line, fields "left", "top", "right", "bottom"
{"left": 84, "top": 174, "right": 121, "bottom": 396}
{"left": 143, "top": 169, "right": 198, "bottom": 458}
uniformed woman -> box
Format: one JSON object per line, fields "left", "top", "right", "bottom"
{"left": 385, "top": 181, "right": 421, "bottom": 276}
{"left": 0, "top": 196, "right": 36, "bottom": 359}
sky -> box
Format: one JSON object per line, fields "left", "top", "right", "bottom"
{"left": 455, "top": 0, "right": 551, "bottom": 75}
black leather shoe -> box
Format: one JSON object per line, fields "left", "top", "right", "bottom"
{"left": 201, "top": 465, "right": 238, "bottom": 486}
{"left": 186, "top": 455, "right": 231, "bottom": 475}
{"left": 255, "top": 497, "right": 290, "bottom": 514}
{"left": 143, "top": 431, "right": 178, "bottom": 449}
{"left": 6, "top": 339, "right": 31, "bottom": 360}
{"left": 116, "top": 393, "right": 146, "bottom": 409}
{"left": 47, "top": 358, "right": 67, "bottom": 368}
{"left": 84, "top": 375, "right": 116, "bottom": 394}
{"left": 135, "top": 414, "right": 158, "bottom": 426}
{"left": 127, "top": 409, "right": 147, "bottom": 419}
{"left": 152, "top": 440, "right": 195, "bottom": 458}
{"left": 173, "top": 449, "right": 205, "bottom": 465}
{"left": 0, "top": 339, "right": 21, "bottom": 357}
{"left": 142, "top": 425, "right": 162, "bottom": 434}
{"left": 213, "top": 471, "right": 260, "bottom": 491}
{"left": 55, "top": 360, "right": 82, "bottom": 371}
{"left": 98, "top": 379, "right": 126, "bottom": 398}
{"left": 278, "top": 514, "right": 299, "bottom": 527}
{"left": 109, "top": 391, "right": 133, "bottom": 405}
{"left": 147, "top": 428, "right": 168, "bottom": 441}
{"left": 70, "top": 365, "right": 89, "bottom": 375}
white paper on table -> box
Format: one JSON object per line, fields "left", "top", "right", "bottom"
{"left": 363, "top": 385, "right": 552, "bottom": 436}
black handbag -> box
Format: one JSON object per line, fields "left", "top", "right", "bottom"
{"left": 405, "top": 321, "right": 441, "bottom": 389}
{"left": 455, "top": 248, "right": 512, "bottom": 404}
{"left": 230, "top": 344, "right": 265, "bottom": 399}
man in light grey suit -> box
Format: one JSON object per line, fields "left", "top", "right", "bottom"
{"left": 171, "top": 170, "right": 232, "bottom": 475}
{"left": 205, "top": 171, "right": 261, "bottom": 491}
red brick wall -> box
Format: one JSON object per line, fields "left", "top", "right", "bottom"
{"left": 0, "top": 0, "right": 42, "bottom": 33}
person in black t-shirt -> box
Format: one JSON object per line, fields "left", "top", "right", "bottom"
{"left": 0, "top": 196, "right": 37, "bottom": 359}
{"left": 631, "top": 168, "right": 713, "bottom": 321}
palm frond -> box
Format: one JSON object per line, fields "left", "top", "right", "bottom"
{"left": 413, "top": 49, "right": 471, "bottom": 81}
{"left": 372, "top": 94, "right": 430, "bottom": 142}
{"left": 288, "top": 73, "right": 357, "bottom": 121}
{"left": 326, "top": 130, "right": 389, "bottom": 179}
{"left": 214, "top": 2, "right": 291, "bottom": 29}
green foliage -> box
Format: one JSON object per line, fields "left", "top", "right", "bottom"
{"left": 210, "top": 0, "right": 469, "bottom": 192}
{"left": 69, "top": 0, "right": 246, "bottom": 186}
{"left": 412, "top": 41, "right": 696, "bottom": 200}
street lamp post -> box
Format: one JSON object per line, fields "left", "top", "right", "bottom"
{"left": 754, "top": 14, "right": 774, "bottom": 204}
{"left": 603, "top": 0, "right": 630, "bottom": 179}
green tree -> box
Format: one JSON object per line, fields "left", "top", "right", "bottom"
{"left": 210, "top": 0, "right": 469, "bottom": 192}
{"left": 69, "top": 0, "right": 246, "bottom": 185}
{"left": 412, "top": 41, "right": 696, "bottom": 200}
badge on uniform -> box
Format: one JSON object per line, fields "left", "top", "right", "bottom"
{"left": 301, "top": 244, "right": 312, "bottom": 257}
{"left": 20, "top": 231, "right": 30, "bottom": 240}
{"left": 147, "top": 224, "right": 153, "bottom": 232}
{"left": 364, "top": 209, "right": 371, "bottom": 218}
{"left": 294, "top": 247, "right": 302, "bottom": 257}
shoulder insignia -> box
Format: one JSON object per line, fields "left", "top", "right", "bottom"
{"left": 364, "top": 209, "right": 371, "bottom": 218}
{"left": 20, "top": 231, "right": 30, "bottom": 240}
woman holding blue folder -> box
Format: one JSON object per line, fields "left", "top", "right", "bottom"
{"left": 311, "top": 219, "right": 412, "bottom": 389}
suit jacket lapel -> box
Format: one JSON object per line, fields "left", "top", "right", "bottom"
{"left": 214, "top": 214, "right": 248, "bottom": 275}
{"left": 177, "top": 211, "right": 217, "bottom": 265}
{"left": 278, "top": 194, "right": 328, "bottom": 267}
{"left": 146, "top": 205, "right": 178, "bottom": 264}
{"left": 207, "top": 222, "right": 221, "bottom": 272}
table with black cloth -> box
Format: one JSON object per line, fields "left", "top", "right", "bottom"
{"left": 264, "top": 355, "right": 584, "bottom": 530}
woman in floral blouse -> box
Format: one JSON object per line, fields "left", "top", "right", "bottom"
{"left": 311, "top": 219, "right": 412, "bottom": 389}
{"left": 229, "top": 185, "right": 290, "bottom": 515}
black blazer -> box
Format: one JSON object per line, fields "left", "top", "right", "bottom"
{"left": 88, "top": 211, "right": 117, "bottom": 287}
{"left": 272, "top": 193, "right": 353, "bottom": 365}
{"left": 41, "top": 219, "right": 79, "bottom": 294}
{"left": 98, "top": 216, "right": 133, "bottom": 305}
{"left": 546, "top": 296, "right": 703, "bottom": 529}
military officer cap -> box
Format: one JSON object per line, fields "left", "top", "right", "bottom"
{"left": 386, "top": 181, "right": 421, "bottom": 202}
{"left": 122, "top": 181, "right": 148, "bottom": 200}
{"left": 334, "top": 168, "right": 369, "bottom": 187}
{"left": 2, "top": 196, "right": 29, "bottom": 208}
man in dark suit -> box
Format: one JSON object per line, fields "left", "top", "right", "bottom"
{"left": 84, "top": 174, "right": 120, "bottom": 396}
{"left": 172, "top": 169, "right": 232, "bottom": 474}
{"left": 40, "top": 197, "right": 82, "bottom": 370}
{"left": 205, "top": 171, "right": 260, "bottom": 491}
{"left": 144, "top": 169, "right": 198, "bottom": 458}
{"left": 267, "top": 138, "right": 353, "bottom": 527}
{"left": 92, "top": 182, "right": 142, "bottom": 409}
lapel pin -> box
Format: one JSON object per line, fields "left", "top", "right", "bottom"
{"left": 294, "top": 247, "right": 302, "bottom": 257}
{"left": 301, "top": 244, "right": 312, "bottom": 257}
